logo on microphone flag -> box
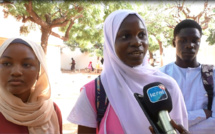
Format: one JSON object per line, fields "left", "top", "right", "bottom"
{"left": 147, "top": 84, "right": 168, "bottom": 103}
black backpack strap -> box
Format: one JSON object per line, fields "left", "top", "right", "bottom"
{"left": 201, "top": 64, "right": 214, "bottom": 110}
{"left": 95, "top": 75, "right": 109, "bottom": 129}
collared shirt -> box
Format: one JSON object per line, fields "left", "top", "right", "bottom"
{"left": 160, "top": 62, "right": 215, "bottom": 134}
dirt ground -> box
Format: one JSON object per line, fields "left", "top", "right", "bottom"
{"left": 51, "top": 70, "right": 100, "bottom": 134}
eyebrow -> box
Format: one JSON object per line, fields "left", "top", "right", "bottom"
{"left": 0, "top": 56, "right": 12, "bottom": 59}
{"left": 178, "top": 36, "right": 200, "bottom": 39}
{"left": 120, "top": 28, "right": 146, "bottom": 31}
{"left": 118, "top": 29, "right": 130, "bottom": 33}
{"left": 118, "top": 28, "right": 146, "bottom": 34}
{"left": 0, "top": 56, "right": 37, "bottom": 61}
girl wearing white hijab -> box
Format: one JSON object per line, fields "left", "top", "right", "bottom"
{"left": 0, "top": 37, "right": 62, "bottom": 134}
{"left": 68, "top": 10, "right": 188, "bottom": 134}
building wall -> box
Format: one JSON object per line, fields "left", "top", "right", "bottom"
{"left": 0, "top": 37, "right": 7, "bottom": 45}
{"left": 61, "top": 47, "right": 100, "bottom": 70}
{"left": 45, "top": 45, "right": 62, "bottom": 84}
{"left": 46, "top": 45, "right": 61, "bottom": 72}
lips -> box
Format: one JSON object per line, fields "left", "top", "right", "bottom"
{"left": 8, "top": 79, "right": 24, "bottom": 86}
{"left": 182, "top": 52, "right": 195, "bottom": 55}
{"left": 129, "top": 50, "right": 143, "bottom": 55}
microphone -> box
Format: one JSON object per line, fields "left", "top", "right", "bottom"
{"left": 134, "top": 82, "right": 177, "bottom": 134}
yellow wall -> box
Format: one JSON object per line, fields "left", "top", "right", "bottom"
{"left": 0, "top": 37, "right": 7, "bottom": 46}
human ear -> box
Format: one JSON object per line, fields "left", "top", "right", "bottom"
{"left": 172, "top": 39, "right": 176, "bottom": 47}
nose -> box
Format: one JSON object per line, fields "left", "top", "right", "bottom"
{"left": 11, "top": 65, "right": 23, "bottom": 77}
{"left": 186, "top": 41, "right": 195, "bottom": 49}
{"left": 130, "top": 36, "right": 142, "bottom": 47}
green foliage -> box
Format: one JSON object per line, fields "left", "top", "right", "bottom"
{"left": 141, "top": 2, "right": 174, "bottom": 52}
{"left": 206, "top": 29, "right": 215, "bottom": 45}
{"left": 61, "top": 2, "right": 103, "bottom": 56}
{"left": 4, "top": 0, "right": 213, "bottom": 57}
{"left": 63, "top": 1, "right": 136, "bottom": 57}
{"left": 102, "top": 1, "right": 134, "bottom": 19}
{"left": 1, "top": 0, "right": 173, "bottom": 57}
{"left": 148, "top": 35, "right": 159, "bottom": 52}
{"left": 2, "top": 1, "right": 86, "bottom": 31}
{"left": 20, "top": 25, "right": 30, "bottom": 35}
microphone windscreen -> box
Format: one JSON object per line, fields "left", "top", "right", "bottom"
{"left": 142, "top": 82, "right": 172, "bottom": 122}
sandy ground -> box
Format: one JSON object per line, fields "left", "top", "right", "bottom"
{"left": 51, "top": 70, "right": 100, "bottom": 134}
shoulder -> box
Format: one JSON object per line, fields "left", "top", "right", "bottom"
{"left": 160, "top": 62, "right": 175, "bottom": 73}
{"left": 53, "top": 102, "right": 63, "bottom": 134}
{"left": 80, "top": 79, "right": 96, "bottom": 111}
{"left": 81, "top": 79, "right": 96, "bottom": 100}
{"left": 53, "top": 102, "right": 62, "bottom": 115}
{"left": 67, "top": 80, "right": 98, "bottom": 127}
{"left": 201, "top": 64, "right": 215, "bottom": 76}
{"left": 160, "top": 62, "right": 174, "bottom": 71}
{"left": 0, "top": 112, "right": 28, "bottom": 133}
{"left": 154, "top": 70, "right": 181, "bottom": 94}
{"left": 82, "top": 79, "right": 96, "bottom": 91}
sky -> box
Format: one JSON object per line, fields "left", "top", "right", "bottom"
{"left": 0, "top": 7, "right": 64, "bottom": 45}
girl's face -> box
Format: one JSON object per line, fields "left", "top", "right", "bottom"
{"left": 0, "top": 43, "right": 40, "bottom": 102}
{"left": 115, "top": 14, "right": 149, "bottom": 67}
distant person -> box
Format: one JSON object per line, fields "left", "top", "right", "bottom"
{"left": 0, "top": 38, "right": 62, "bottom": 133}
{"left": 88, "top": 61, "right": 94, "bottom": 72}
{"left": 100, "top": 57, "right": 104, "bottom": 65}
{"left": 160, "top": 19, "right": 215, "bottom": 134}
{"left": 95, "top": 61, "right": 101, "bottom": 73}
{"left": 67, "top": 9, "right": 188, "bottom": 134}
{"left": 71, "top": 58, "right": 76, "bottom": 71}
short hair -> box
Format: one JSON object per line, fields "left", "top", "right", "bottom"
{"left": 173, "top": 19, "right": 202, "bottom": 39}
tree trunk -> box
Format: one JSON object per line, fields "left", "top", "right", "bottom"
{"left": 157, "top": 39, "right": 164, "bottom": 67}
{"left": 41, "top": 27, "right": 51, "bottom": 53}
{"left": 149, "top": 51, "right": 154, "bottom": 67}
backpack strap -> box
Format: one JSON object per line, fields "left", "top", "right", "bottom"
{"left": 95, "top": 75, "right": 109, "bottom": 129}
{"left": 201, "top": 64, "right": 214, "bottom": 111}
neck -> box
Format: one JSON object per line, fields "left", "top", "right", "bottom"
{"left": 15, "top": 90, "right": 31, "bottom": 103}
{"left": 175, "top": 57, "right": 199, "bottom": 68}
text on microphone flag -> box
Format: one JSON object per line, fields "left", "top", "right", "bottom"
{"left": 147, "top": 84, "right": 168, "bottom": 103}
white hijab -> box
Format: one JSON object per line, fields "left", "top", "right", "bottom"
{"left": 0, "top": 37, "right": 60, "bottom": 134}
{"left": 101, "top": 10, "right": 188, "bottom": 133}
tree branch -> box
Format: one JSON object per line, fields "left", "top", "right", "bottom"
{"left": 201, "top": 23, "right": 208, "bottom": 30}
{"left": 2, "top": 9, "right": 9, "bottom": 18}
{"left": 64, "top": 20, "right": 74, "bottom": 41}
{"left": 24, "top": 0, "right": 48, "bottom": 27}
{"left": 50, "top": 31, "right": 67, "bottom": 41}
{"left": 51, "top": 14, "right": 83, "bottom": 28}
{"left": 167, "top": 25, "right": 175, "bottom": 29}
{"left": 22, "top": 16, "right": 35, "bottom": 23}
{"left": 196, "top": 1, "right": 208, "bottom": 22}
{"left": 51, "top": 19, "right": 70, "bottom": 28}
{"left": 51, "top": 8, "right": 60, "bottom": 18}
{"left": 45, "top": 13, "right": 52, "bottom": 24}
{"left": 52, "top": 16, "right": 68, "bottom": 25}
{"left": 50, "top": 13, "right": 83, "bottom": 41}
